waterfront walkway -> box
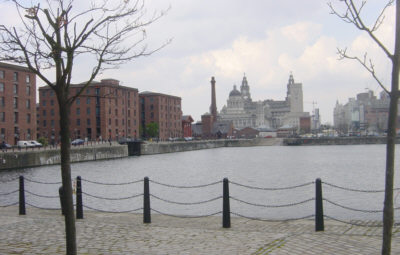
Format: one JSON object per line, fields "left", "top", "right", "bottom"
{"left": 0, "top": 207, "right": 399, "bottom": 254}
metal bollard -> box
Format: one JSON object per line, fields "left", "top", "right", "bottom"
{"left": 223, "top": 178, "right": 231, "bottom": 228}
{"left": 19, "top": 176, "right": 26, "bottom": 215}
{"left": 76, "top": 176, "right": 83, "bottom": 219}
{"left": 315, "top": 178, "right": 324, "bottom": 231}
{"left": 143, "top": 177, "right": 151, "bottom": 223}
{"left": 59, "top": 186, "right": 65, "bottom": 215}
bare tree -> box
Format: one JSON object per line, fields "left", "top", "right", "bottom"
{"left": 328, "top": 1, "right": 399, "bottom": 254}
{"left": 0, "top": 0, "right": 168, "bottom": 254}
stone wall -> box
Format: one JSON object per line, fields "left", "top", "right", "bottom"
{"left": 0, "top": 145, "right": 128, "bottom": 170}
{"left": 283, "top": 137, "right": 398, "bottom": 146}
{"left": 141, "top": 138, "right": 282, "bottom": 155}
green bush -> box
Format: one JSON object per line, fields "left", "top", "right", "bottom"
{"left": 37, "top": 137, "right": 49, "bottom": 147}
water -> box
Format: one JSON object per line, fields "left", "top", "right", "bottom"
{"left": 1, "top": 144, "right": 399, "bottom": 221}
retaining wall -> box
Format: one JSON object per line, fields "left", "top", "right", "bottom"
{"left": 0, "top": 145, "right": 128, "bottom": 170}
{"left": 283, "top": 136, "right": 399, "bottom": 146}
{"left": 141, "top": 138, "right": 282, "bottom": 155}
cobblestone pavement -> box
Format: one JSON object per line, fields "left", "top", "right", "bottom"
{"left": 0, "top": 206, "right": 399, "bottom": 254}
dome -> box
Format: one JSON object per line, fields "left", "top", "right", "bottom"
{"left": 229, "top": 85, "right": 241, "bottom": 97}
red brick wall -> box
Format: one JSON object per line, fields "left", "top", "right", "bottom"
{"left": 38, "top": 80, "right": 139, "bottom": 142}
{"left": 140, "top": 92, "right": 182, "bottom": 140}
{"left": 0, "top": 63, "right": 36, "bottom": 145}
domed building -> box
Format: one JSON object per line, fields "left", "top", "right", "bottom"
{"left": 219, "top": 74, "right": 310, "bottom": 131}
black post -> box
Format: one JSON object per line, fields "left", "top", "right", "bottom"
{"left": 19, "top": 176, "right": 25, "bottom": 215}
{"left": 59, "top": 186, "right": 65, "bottom": 215}
{"left": 143, "top": 177, "right": 151, "bottom": 223}
{"left": 223, "top": 178, "right": 231, "bottom": 228}
{"left": 315, "top": 178, "right": 324, "bottom": 231}
{"left": 76, "top": 176, "right": 83, "bottom": 219}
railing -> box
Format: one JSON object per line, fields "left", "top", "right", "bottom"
{"left": 0, "top": 176, "right": 399, "bottom": 231}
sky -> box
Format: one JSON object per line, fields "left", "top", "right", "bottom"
{"left": 0, "top": 0, "right": 396, "bottom": 124}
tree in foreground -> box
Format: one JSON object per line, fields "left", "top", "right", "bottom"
{"left": 0, "top": 0, "right": 168, "bottom": 254}
{"left": 328, "top": 1, "right": 399, "bottom": 254}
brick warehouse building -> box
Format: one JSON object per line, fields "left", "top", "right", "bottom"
{"left": 140, "top": 91, "right": 182, "bottom": 140}
{"left": 0, "top": 62, "right": 37, "bottom": 145}
{"left": 38, "top": 79, "right": 139, "bottom": 143}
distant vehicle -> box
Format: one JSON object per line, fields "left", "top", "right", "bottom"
{"left": 71, "top": 139, "right": 85, "bottom": 145}
{"left": 0, "top": 142, "right": 11, "bottom": 149}
{"left": 17, "top": 140, "right": 35, "bottom": 148}
{"left": 118, "top": 137, "right": 134, "bottom": 144}
{"left": 28, "top": 140, "right": 42, "bottom": 147}
{"left": 184, "top": 137, "right": 193, "bottom": 141}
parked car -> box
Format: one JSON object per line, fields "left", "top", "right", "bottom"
{"left": 17, "top": 140, "right": 35, "bottom": 148}
{"left": 0, "top": 142, "right": 11, "bottom": 149}
{"left": 28, "top": 140, "right": 42, "bottom": 147}
{"left": 71, "top": 139, "right": 85, "bottom": 145}
{"left": 184, "top": 137, "right": 193, "bottom": 141}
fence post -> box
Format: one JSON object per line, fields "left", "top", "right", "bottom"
{"left": 59, "top": 186, "right": 65, "bottom": 215}
{"left": 76, "top": 176, "right": 83, "bottom": 219}
{"left": 315, "top": 178, "right": 324, "bottom": 231}
{"left": 19, "top": 176, "right": 26, "bottom": 215}
{"left": 143, "top": 177, "right": 151, "bottom": 223}
{"left": 223, "top": 178, "right": 231, "bottom": 228}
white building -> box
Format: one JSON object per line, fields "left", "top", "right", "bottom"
{"left": 219, "top": 74, "right": 310, "bottom": 131}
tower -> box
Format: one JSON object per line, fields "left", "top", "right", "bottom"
{"left": 286, "top": 73, "right": 303, "bottom": 113}
{"left": 210, "top": 76, "right": 217, "bottom": 120}
{"left": 240, "top": 74, "right": 251, "bottom": 101}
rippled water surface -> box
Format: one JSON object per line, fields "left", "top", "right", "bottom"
{"left": 1, "top": 144, "right": 399, "bottom": 221}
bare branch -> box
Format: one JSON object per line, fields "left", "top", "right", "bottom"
{"left": 328, "top": 0, "right": 394, "bottom": 60}
{"left": 337, "top": 48, "right": 390, "bottom": 94}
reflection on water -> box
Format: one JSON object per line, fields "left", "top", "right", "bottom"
{"left": 0, "top": 144, "right": 399, "bottom": 221}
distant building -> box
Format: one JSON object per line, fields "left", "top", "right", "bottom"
{"left": 139, "top": 91, "right": 182, "bottom": 140}
{"left": 199, "top": 77, "right": 234, "bottom": 139}
{"left": 333, "top": 90, "right": 393, "bottom": 134}
{"left": 234, "top": 127, "right": 259, "bottom": 139}
{"left": 38, "top": 79, "right": 139, "bottom": 142}
{"left": 219, "top": 74, "right": 310, "bottom": 132}
{"left": 182, "top": 115, "right": 194, "bottom": 138}
{"left": 0, "top": 62, "right": 37, "bottom": 145}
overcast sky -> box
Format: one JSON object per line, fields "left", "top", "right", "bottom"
{"left": 1, "top": 0, "right": 396, "bottom": 124}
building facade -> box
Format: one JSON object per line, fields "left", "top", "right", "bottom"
{"left": 333, "top": 90, "right": 392, "bottom": 134}
{"left": 38, "top": 79, "right": 139, "bottom": 143}
{"left": 182, "top": 115, "right": 194, "bottom": 138}
{"left": 219, "top": 74, "right": 310, "bottom": 132}
{"left": 139, "top": 92, "right": 182, "bottom": 140}
{"left": 0, "top": 62, "right": 37, "bottom": 145}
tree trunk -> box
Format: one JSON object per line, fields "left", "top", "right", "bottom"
{"left": 382, "top": 2, "right": 400, "bottom": 254}
{"left": 58, "top": 97, "right": 77, "bottom": 255}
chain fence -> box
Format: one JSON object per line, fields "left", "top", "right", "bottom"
{"left": 25, "top": 190, "right": 59, "bottom": 199}
{"left": 230, "top": 180, "right": 314, "bottom": 191}
{"left": 0, "top": 177, "right": 19, "bottom": 183}
{"left": 0, "top": 201, "right": 18, "bottom": 207}
{"left": 231, "top": 211, "right": 315, "bottom": 222}
{"left": 151, "top": 208, "right": 222, "bottom": 218}
{"left": 322, "top": 181, "right": 400, "bottom": 193}
{"left": 81, "top": 178, "right": 143, "bottom": 186}
{"left": 150, "top": 179, "right": 221, "bottom": 189}
{"left": 230, "top": 196, "right": 314, "bottom": 208}
{"left": 82, "top": 191, "right": 143, "bottom": 201}
{"left": 24, "top": 178, "right": 62, "bottom": 185}
{"left": 150, "top": 194, "right": 222, "bottom": 205}
{"left": 82, "top": 204, "right": 143, "bottom": 214}
{"left": 26, "top": 202, "right": 60, "bottom": 211}
{"left": 2, "top": 175, "right": 400, "bottom": 230}
{"left": 0, "top": 189, "right": 18, "bottom": 196}
{"left": 324, "top": 215, "right": 384, "bottom": 227}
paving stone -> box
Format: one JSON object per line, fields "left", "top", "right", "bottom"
{"left": 0, "top": 206, "right": 399, "bottom": 254}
